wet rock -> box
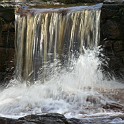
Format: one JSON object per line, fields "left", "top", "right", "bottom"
{"left": 0, "top": 7, "right": 14, "bottom": 22}
{"left": 0, "top": 48, "right": 7, "bottom": 72}
{"left": 0, "top": 32, "right": 15, "bottom": 48}
{"left": 0, "top": 113, "right": 70, "bottom": 124}
{"left": 0, "top": 72, "right": 5, "bottom": 83}
{"left": 113, "top": 40, "right": 124, "bottom": 52}
{"left": 0, "top": 5, "right": 15, "bottom": 83}
{"left": 101, "top": 4, "right": 124, "bottom": 40}
{"left": 19, "top": 113, "right": 69, "bottom": 124}
{"left": 103, "top": 102, "right": 124, "bottom": 111}
{"left": 101, "top": 5, "right": 121, "bottom": 20}
{"left": 2, "top": 23, "right": 14, "bottom": 32}
{"left": 101, "top": 20, "right": 120, "bottom": 40}
{"left": 0, "top": 116, "right": 21, "bottom": 124}
{"left": 1, "top": 113, "right": 124, "bottom": 124}
{"left": 0, "top": 48, "right": 15, "bottom": 83}
{"left": 68, "top": 118, "right": 84, "bottom": 124}
{"left": 100, "top": 4, "right": 124, "bottom": 80}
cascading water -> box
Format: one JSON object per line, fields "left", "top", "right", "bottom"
{"left": 15, "top": 4, "right": 101, "bottom": 83}
{"left": 0, "top": 3, "right": 124, "bottom": 121}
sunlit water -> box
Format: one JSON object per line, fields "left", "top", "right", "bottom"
{"left": 0, "top": 47, "right": 124, "bottom": 121}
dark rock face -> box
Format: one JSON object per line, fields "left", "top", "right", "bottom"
{"left": 102, "top": 20, "right": 120, "bottom": 39}
{"left": 101, "top": 4, "right": 124, "bottom": 80}
{"left": 0, "top": 6, "right": 15, "bottom": 84}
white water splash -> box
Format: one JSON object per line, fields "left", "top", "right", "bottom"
{"left": 0, "top": 47, "right": 124, "bottom": 119}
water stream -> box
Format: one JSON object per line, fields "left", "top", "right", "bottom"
{"left": 0, "top": 3, "right": 124, "bottom": 122}
{"left": 15, "top": 4, "right": 101, "bottom": 83}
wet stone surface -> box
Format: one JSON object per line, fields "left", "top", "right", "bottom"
{"left": 101, "top": 4, "right": 124, "bottom": 81}
{"left": 0, "top": 6, "right": 15, "bottom": 83}
{"left": 0, "top": 113, "right": 124, "bottom": 124}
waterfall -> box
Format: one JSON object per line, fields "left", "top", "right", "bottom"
{"left": 15, "top": 4, "right": 102, "bottom": 83}
{"left": 1, "top": 3, "right": 124, "bottom": 118}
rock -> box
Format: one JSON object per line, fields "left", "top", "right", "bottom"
{"left": 1, "top": 113, "right": 124, "bottom": 124}
{"left": 0, "top": 32, "right": 15, "bottom": 48}
{"left": 0, "top": 48, "right": 15, "bottom": 83}
{"left": 101, "top": 4, "right": 124, "bottom": 40}
{"left": 19, "top": 113, "right": 69, "bottom": 124}
{"left": 68, "top": 118, "right": 83, "bottom": 124}
{"left": 101, "top": 20, "right": 120, "bottom": 40}
{"left": 113, "top": 41, "right": 124, "bottom": 52}
{"left": 0, "top": 48, "right": 7, "bottom": 72}
{"left": 0, "top": 7, "right": 14, "bottom": 22}
{"left": 0, "top": 113, "right": 69, "bottom": 124}
{"left": 103, "top": 102, "right": 124, "bottom": 111}
{"left": 100, "top": 4, "right": 124, "bottom": 80}
{"left": 0, "top": 5, "right": 15, "bottom": 83}
{"left": 0, "top": 117, "right": 16, "bottom": 124}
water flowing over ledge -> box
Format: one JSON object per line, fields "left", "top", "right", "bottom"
{"left": 15, "top": 3, "right": 102, "bottom": 83}
{"left": 0, "top": 3, "right": 124, "bottom": 123}
{"left": 16, "top": 3, "right": 103, "bottom": 14}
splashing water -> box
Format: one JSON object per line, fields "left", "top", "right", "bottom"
{"left": 15, "top": 4, "right": 102, "bottom": 83}
{"left": 0, "top": 47, "right": 124, "bottom": 119}
{"left": 0, "top": 4, "right": 124, "bottom": 120}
